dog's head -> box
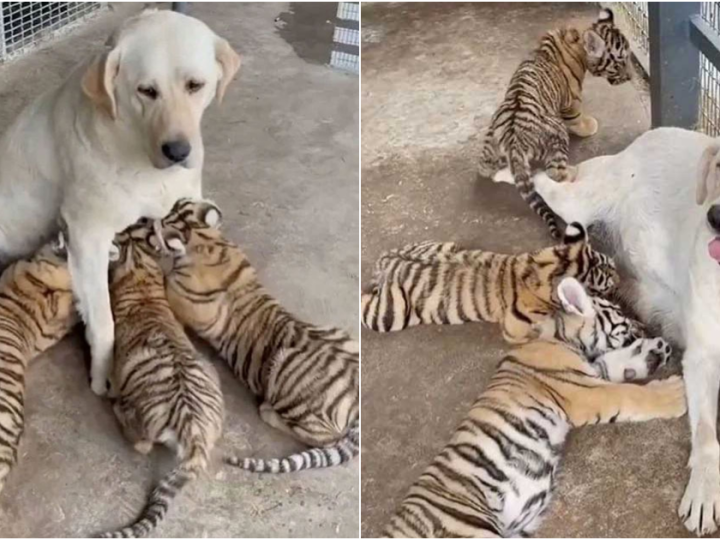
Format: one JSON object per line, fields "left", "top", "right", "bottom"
{"left": 695, "top": 142, "right": 720, "bottom": 263}
{"left": 81, "top": 9, "right": 240, "bottom": 170}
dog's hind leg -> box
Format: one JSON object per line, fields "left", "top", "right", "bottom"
{"left": 678, "top": 347, "right": 720, "bottom": 536}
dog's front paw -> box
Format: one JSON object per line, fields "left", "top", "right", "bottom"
{"left": 679, "top": 468, "right": 720, "bottom": 535}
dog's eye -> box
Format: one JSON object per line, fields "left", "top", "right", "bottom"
{"left": 138, "top": 85, "right": 159, "bottom": 100}
{"left": 186, "top": 80, "right": 205, "bottom": 94}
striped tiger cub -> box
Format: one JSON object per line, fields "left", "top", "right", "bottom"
{"left": 146, "top": 198, "right": 359, "bottom": 474}
{"left": 477, "top": 9, "right": 631, "bottom": 238}
{"left": 98, "top": 221, "right": 224, "bottom": 538}
{"left": 384, "top": 277, "right": 686, "bottom": 538}
{"left": 0, "top": 234, "right": 77, "bottom": 495}
{"left": 362, "top": 223, "right": 618, "bottom": 344}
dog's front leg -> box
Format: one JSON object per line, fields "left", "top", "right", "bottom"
{"left": 66, "top": 227, "right": 114, "bottom": 396}
{"left": 679, "top": 347, "right": 720, "bottom": 536}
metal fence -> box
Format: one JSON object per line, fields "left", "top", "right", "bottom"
{"left": 699, "top": 3, "right": 720, "bottom": 135}
{"left": 330, "top": 2, "right": 359, "bottom": 74}
{"left": 610, "top": 2, "right": 650, "bottom": 72}
{"left": 0, "top": 2, "right": 102, "bottom": 62}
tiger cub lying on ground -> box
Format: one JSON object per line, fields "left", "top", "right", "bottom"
{"left": 362, "top": 223, "right": 618, "bottom": 344}
{"left": 97, "top": 221, "right": 224, "bottom": 538}
{"left": 477, "top": 9, "right": 631, "bottom": 238}
{"left": 145, "top": 199, "right": 359, "bottom": 474}
{"left": 0, "top": 234, "right": 76, "bottom": 495}
{"left": 385, "top": 277, "right": 686, "bottom": 538}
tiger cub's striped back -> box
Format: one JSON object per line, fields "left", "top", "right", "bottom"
{"left": 384, "top": 278, "right": 685, "bottom": 538}
{"left": 477, "top": 9, "right": 631, "bottom": 238}
{"left": 98, "top": 221, "right": 223, "bottom": 538}
{"left": 0, "top": 235, "right": 77, "bottom": 495}
{"left": 362, "top": 223, "right": 617, "bottom": 344}
{"left": 147, "top": 199, "right": 359, "bottom": 474}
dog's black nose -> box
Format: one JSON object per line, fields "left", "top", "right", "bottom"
{"left": 161, "top": 140, "right": 191, "bottom": 163}
{"left": 708, "top": 205, "right": 720, "bottom": 232}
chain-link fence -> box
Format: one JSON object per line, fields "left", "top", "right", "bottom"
{"left": 699, "top": 3, "right": 720, "bottom": 135}
{"left": 0, "top": 2, "right": 102, "bottom": 62}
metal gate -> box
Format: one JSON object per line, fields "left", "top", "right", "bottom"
{"left": 0, "top": 2, "right": 102, "bottom": 62}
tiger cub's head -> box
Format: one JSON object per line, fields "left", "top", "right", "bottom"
{"left": 152, "top": 198, "right": 252, "bottom": 288}
{"left": 108, "top": 218, "right": 166, "bottom": 286}
{"left": 583, "top": 9, "right": 632, "bottom": 86}
{"left": 547, "top": 277, "right": 646, "bottom": 361}
{"left": 562, "top": 222, "right": 619, "bottom": 296}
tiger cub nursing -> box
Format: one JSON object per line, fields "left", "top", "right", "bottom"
{"left": 384, "top": 278, "right": 686, "bottom": 538}
{"left": 0, "top": 234, "right": 77, "bottom": 495}
{"left": 98, "top": 221, "right": 224, "bottom": 538}
{"left": 146, "top": 198, "right": 359, "bottom": 474}
{"left": 477, "top": 9, "right": 631, "bottom": 238}
{"left": 362, "top": 223, "right": 618, "bottom": 344}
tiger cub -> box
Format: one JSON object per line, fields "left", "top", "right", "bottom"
{"left": 477, "top": 9, "right": 631, "bottom": 238}
{"left": 362, "top": 223, "right": 618, "bottom": 344}
{"left": 146, "top": 198, "right": 358, "bottom": 474}
{"left": 385, "top": 277, "right": 686, "bottom": 538}
{"left": 98, "top": 221, "right": 224, "bottom": 538}
{"left": 0, "top": 234, "right": 77, "bottom": 495}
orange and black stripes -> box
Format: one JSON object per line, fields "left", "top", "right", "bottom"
{"left": 477, "top": 9, "right": 630, "bottom": 238}
{"left": 152, "top": 199, "right": 359, "bottom": 473}
{"left": 0, "top": 237, "right": 76, "bottom": 495}
{"left": 362, "top": 223, "right": 618, "bottom": 343}
{"left": 99, "top": 224, "right": 223, "bottom": 538}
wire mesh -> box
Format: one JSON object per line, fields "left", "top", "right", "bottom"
{"left": 330, "top": 1, "right": 358, "bottom": 74}
{"left": 606, "top": 2, "right": 649, "bottom": 73}
{"left": 699, "top": 4, "right": 720, "bottom": 135}
{"left": 0, "top": 2, "right": 102, "bottom": 62}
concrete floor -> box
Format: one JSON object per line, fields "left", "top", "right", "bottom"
{"left": 0, "top": 3, "right": 358, "bottom": 537}
{"left": 361, "top": 3, "right": 696, "bottom": 538}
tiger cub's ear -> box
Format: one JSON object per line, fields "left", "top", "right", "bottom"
{"left": 199, "top": 200, "right": 222, "bottom": 229}
{"left": 598, "top": 8, "right": 614, "bottom": 24}
{"left": 50, "top": 231, "right": 68, "bottom": 258}
{"left": 557, "top": 277, "right": 596, "bottom": 318}
{"left": 109, "top": 241, "right": 121, "bottom": 262}
{"left": 164, "top": 231, "right": 187, "bottom": 256}
{"left": 583, "top": 29, "right": 605, "bottom": 59}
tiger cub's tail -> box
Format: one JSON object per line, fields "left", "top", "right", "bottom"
{"left": 99, "top": 441, "right": 207, "bottom": 538}
{"left": 509, "top": 148, "right": 563, "bottom": 239}
{"left": 225, "top": 419, "right": 359, "bottom": 473}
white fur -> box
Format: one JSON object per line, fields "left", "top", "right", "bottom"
{"left": 533, "top": 127, "right": 720, "bottom": 535}
{"left": 0, "top": 10, "right": 238, "bottom": 395}
{"left": 492, "top": 167, "right": 515, "bottom": 185}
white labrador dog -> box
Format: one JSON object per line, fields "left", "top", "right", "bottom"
{"left": 0, "top": 9, "right": 239, "bottom": 395}
{"left": 532, "top": 126, "right": 720, "bottom": 535}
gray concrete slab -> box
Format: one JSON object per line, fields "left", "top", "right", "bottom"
{"left": 360, "top": 3, "right": 694, "bottom": 537}
{"left": 0, "top": 2, "right": 358, "bottom": 537}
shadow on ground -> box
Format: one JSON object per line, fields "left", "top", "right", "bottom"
{"left": 360, "top": 3, "right": 694, "bottom": 538}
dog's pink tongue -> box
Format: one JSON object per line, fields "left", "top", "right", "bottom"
{"left": 709, "top": 238, "right": 720, "bottom": 261}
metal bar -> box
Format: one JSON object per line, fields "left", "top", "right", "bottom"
{"left": 691, "top": 15, "right": 720, "bottom": 71}
{"left": 172, "top": 3, "right": 190, "bottom": 14}
{"left": 0, "top": 3, "right": 6, "bottom": 62}
{"left": 648, "top": 2, "right": 701, "bottom": 129}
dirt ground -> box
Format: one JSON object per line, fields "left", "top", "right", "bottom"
{"left": 360, "top": 3, "right": 697, "bottom": 537}
{"left": 0, "top": 2, "right": 358, "bottom": 537}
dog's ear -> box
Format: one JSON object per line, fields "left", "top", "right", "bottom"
{"left": 82, "top": 48, "right": 121, "bottom": 120}
{"left": 215, "top": 38, "right": 241, "bottom": 103}
{"left": 697, "top": 143, "right": 720, "bottom": 205}
{"left": 557, "top": 277, "right": 596, "bottom": 318}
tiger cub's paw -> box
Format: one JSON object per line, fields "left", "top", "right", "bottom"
{"left": 646, "top": 375, "right": 687, "bottom": 418}
{"left": 566, "top": 115, "right": 599, "bottom": 138}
